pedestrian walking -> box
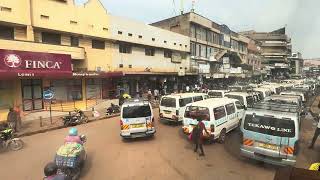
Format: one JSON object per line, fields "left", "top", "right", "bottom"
{"left": 191, "top": 115, "right": 210, "bottom": 156}
{"left": 7, "top": 108, "right": 18, "bottom": 132}
{"left": 154, "top": 89, "right": 159, "bottom": 101}
{"left": 186, "top": 85, "right": 190, "bottom": 92}
{"left": 309, "top": 114, "right": 320, "bottom": 149}
{"left": 15, "top": 106, "right": 22, "bottom": 132}
{"left": 119, "top": 91, "right": 125, "bottom": 106}
{"left": 147, "top": 89, "right": 152, "bottom": 102}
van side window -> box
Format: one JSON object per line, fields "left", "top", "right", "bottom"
{"left": 213, "top": 106, "right": 226, "bottom": 120}
{"left": 235, "top": 101, "right": 244, "bottom": 110}
{"left": 193, "top": 96, "right": 203, "bottom": 102}
{"left": 179, "top": 97, "right": 193, "bottom": 107}
{"left": 225, "top": 103, "right": 236, "bottom": 115}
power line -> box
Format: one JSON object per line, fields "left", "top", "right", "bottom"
{"left": 172, "top": 0, "right": 177, "bottom": 16}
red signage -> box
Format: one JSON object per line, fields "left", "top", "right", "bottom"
{"left": 0, "top": 49, "right": 72, "bottom": 79}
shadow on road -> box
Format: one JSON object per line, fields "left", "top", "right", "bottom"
{"left": 81, "top": 150, "right": 94, "bottom": 178}
{"left": 158, "top": 119, "right": 182, "bottom": 127}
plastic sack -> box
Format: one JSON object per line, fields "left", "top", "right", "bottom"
{"left": 188, "top": 133, "right": 192, "bottom": 141}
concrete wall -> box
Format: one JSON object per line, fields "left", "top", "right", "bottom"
{"left": 112, "top": 43, "right": 189, "bottom": 73}
{"left": 0, "top": 39, "right": 85, "bottom": 60}
{"left": 150, "top": 14, "right": 191, "bottom": 36}
{"left": 109, "top": 15, "right": 189, "bottom": 53}
{"left": 0, "top": 0, "right": 31, "bottom": 25}
{"left": 31, "top": 0, "right": 110, "bottom": 39}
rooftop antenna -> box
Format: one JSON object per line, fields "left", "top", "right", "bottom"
{"left": 191, "top": 0, "right": 195, "bottom": 12}
{"left": 180, "top": 0, "right": 184, "bottom": 15}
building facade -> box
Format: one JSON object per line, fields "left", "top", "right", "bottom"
{"left": 303, "top": 58, "right": 320, "bottom": 77}
{"left": 246, "top": 38, "right": 263, "bottom": 79}
{"left": 288, "top": 52, "right": 303, "bottom": 75}
{"left": 0, "top": 0, "right": 190, "bottom": 121}
{"left": 151, "top": 12, "right": 250, "bottom": 83}
{"left": 109, "top": 15, "right": 189, "bottom": 95}
{"left": 240, "top": 28, "right": 292, "bottom": 78}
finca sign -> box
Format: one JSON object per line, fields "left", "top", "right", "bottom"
{"left": 25, "top": 60, "right": 62, "bottom": 69}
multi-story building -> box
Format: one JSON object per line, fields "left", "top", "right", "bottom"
{"left": 288, "top": 52, "right": 303, "bottom": 75}
{"left": 247, "top": 39, "right": 262, "bottom": 71}
{"left": 303, "top": 58, "right": 320, "bottom": 77}
{"left": 151, "top": 12, "right": 250, "bottom": 83}
{"left": 109, "top": 15, "right": 189, "bottom": 95}
{"left": 240, "top": 28, "right": 292, "bottom": 78}
{"left": 0, "top": 0, "right": 189, "bottom": 121}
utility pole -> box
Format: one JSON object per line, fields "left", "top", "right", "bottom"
{"left": 180, "top": 0, "right": 184, "bottom": 14}
{"left": 191, "top": 0, "right": 195, "bottom": 12}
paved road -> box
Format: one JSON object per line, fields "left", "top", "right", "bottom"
{"left": 0, "top": 109, "right": 317, "bottom": 180}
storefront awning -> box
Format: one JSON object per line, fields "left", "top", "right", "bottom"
{"left": 72, "top": 71, "right": 124, "bottom": 78}
{"left": 0, "top": 49, "right": 72, "bottom": 79}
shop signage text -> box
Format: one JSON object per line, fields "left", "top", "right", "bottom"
{"left": 25, "top": 60, "right": 62, "bottom": 69}
{"left": 0, "top": 49, "right": 72, "bottom": 78}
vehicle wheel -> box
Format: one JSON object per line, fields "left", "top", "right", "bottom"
{"left": 83, "top": 116, "right": 89, "bottom": 123}
{"left": 218, "top": 129, "right": 226, "bottom": 144}
{"left": 9, "top": 139, "right": 24, "bottom": 151}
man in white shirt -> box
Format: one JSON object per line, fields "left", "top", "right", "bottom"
{"left": 186, "top": 86, "right": 190, "bottom": 92}
{"left": 309, "top": 115, "right": 320, "bottom": 149}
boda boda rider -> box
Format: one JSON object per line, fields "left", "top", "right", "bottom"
{"left": 64, "top": 128, "right": 83, "bottom": 145}
{"left": 44, "top": 162, "right": 66, "bottom": 180}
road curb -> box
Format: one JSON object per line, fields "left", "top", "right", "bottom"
{"left": 17, "top": 106, "right": 159, "bottom": 138}
{"left": 17, "top": 114, "right": 120, "bottom": 138}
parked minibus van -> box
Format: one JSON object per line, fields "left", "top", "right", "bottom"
{"left": 207, "top": 90, "right": 229, "bottom": 98}
{"left": 225, "top": 92, "right": 255, "bottom": 108}
{"left": 253, "top": 88, "right": 272, "bottom": 99}
{"left": 159, "top": 93, "right": 209, "bottom": 123}
{"left": 182, "top": 98, "right": 245, "bottom": 143}
{"left": 240, "top": 102, "right": 300, "bottom": 166}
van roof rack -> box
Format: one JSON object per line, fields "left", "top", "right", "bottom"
{"left": 265, "top": 99, "right": 299, "bottom": 105}
{"left": 249, "top": 102, "right": 299, "bottom": 113}
{"left": 125, "top": 98, "right": 149, "bottom": 104}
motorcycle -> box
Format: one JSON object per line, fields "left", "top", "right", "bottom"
{"left": 0, "top": 127, "right": 24, "bottom": 151}
{"left": 63, "top": 109, "right": 89, "bottom": 127}
{"left": 54, "top": 135, "right": 87, "bottom": 180}
{"left": 106, "top": 103, "right": 120, "bottom": 115}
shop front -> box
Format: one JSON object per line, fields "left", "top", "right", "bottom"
{"left": 0, "top": 49, "right": 72, "bottom": 113}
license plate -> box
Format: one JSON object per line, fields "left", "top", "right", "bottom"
{"left": 131, "top": 123, "right": 144, "bottom": 128}
{"left": 259, "top": 143, "right": 278, "bottom": 150}
{"left": 164, "top": 111, "right": 171, "bottom": 114}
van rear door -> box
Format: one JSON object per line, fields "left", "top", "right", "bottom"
{"left": 160, "top": 97, "right": 177, "bottom": 120}
{"left": 243, "top": 114, "right": 296, "bottom": 158}
{"left": 122, "top": 105, "right": 152, "bottom": 133}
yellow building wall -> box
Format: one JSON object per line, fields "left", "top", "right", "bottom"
{"left": 80, "top": 38, "right": 113, "bottom": 72}
{"left": 31, "top": 0, "right": 110, "bottom": 39}
{"left": 0, "top": 0, "right": 31, "bottom": 25}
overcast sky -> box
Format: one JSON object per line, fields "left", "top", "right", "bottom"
{"left": 76, "top": 0, "right": 320, "bottom": 59}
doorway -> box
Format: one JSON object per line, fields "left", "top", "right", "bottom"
{"left": 21, "top": 79, "right": 43, "bottom": 111}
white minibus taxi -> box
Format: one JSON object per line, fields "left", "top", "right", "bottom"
{"left": 159, "top": 93, "right": 209, "bottom": 123}
{"left": 182, "top": 98, "right": 245, "bottom": 143}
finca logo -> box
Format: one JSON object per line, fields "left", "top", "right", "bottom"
{"left": 4, "top": 54, "right": 22, "bottom": 68}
